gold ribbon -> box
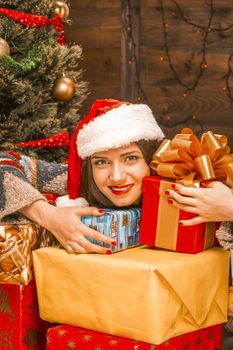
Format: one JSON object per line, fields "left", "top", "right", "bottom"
{"left": 150, "top": 128, "right": 233, "bottom": 186}
{"left": 0, "top": 224, "right": 42, "bottom": 285}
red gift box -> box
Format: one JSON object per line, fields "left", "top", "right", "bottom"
{"left": 0, "top": 279, "right": 51, "bottom": 350}
{"left": 140, "top": 176, "right": 219, "bottom": 254}
{"left": 46, "top": 323, "right": 222, "bottom": 350}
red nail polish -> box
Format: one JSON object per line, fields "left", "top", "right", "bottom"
{"left": 106, "top": 249, "right": 112, "bottom": 255}
{"left": 168, "top": 199, "right": 173, "bottom": 204}
{"left": 178, "top": 221, "right": 184, "bottom": 226}
{"left": 171, "top": 184, "right": 176, "bottom": 189}
{"left": 98, "top": 210, "right": 105, "bottom": 214}
{"left": 165, "top": 190, "right": 170, "bottom": 196}
{"left": 111, "top": 241, "right": 117, "bottom": 246}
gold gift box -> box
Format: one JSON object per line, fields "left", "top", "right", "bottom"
{"left": 0, "top": 223, "right": 44, "bottom": 285}
{"left": 33, "top": 246, "right": 229, "bottom": 345}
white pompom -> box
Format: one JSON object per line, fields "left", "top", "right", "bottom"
{"left": 56, "top": 195, "right": 89, "bottom": 207}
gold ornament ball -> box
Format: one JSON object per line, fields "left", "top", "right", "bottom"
{"left": 0, "top": 38, "right": 10, "bottom": 59}
{"left": 53, "top": 77, "right": 76, "bottom": 102}
{"left": 55, "top": 1, "right": 70, "bottom": 19}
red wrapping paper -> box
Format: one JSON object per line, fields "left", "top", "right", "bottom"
{"left": 46, "top": 323, "right": 222, "bottom": 350}
{"left": 140, "top": 176, "right": 219, "bottom": 254}
{"left": 0, "top": 279, "right": 51, "bottom": 350}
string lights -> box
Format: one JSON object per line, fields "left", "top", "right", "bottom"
{"left": 160, "top": 0, "right": 233, "bottom": 103}
{"left": 122, "top": 0, "right": 233, "bottom": 131}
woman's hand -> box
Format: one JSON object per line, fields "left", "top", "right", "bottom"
{"left": 20, "top": 200, "right": 116, "bottom": 254}
{"left": 166, "top": 181, "right": 233, "bottom": 225}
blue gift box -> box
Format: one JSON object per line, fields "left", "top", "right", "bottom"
{"left": 81, "top": 208, "right": 141, "bottom": 252}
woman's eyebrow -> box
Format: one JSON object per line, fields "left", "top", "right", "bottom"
{"left": 91, "top": 155, "right": 108, "bottom": 159}
{"left": 121, "top": 150, "right": 141, "bottom": 156}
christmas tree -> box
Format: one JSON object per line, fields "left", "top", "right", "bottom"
{"left": 0, "top": 0, "right": 88, "bottom": 161}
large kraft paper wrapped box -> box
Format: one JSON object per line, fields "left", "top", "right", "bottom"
{"left": 33, "top": 245, "right": 229, "bottom": 345}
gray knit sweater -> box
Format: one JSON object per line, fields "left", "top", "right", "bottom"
{"left": 0, "top": 151, "right": 67, "bottom": 223}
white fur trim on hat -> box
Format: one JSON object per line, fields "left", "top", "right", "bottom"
{"left": 76, "top": 104, "right": 164, "bottom": 159}
{"left": 56, "top": 195, "right": 89, "bottom": 207}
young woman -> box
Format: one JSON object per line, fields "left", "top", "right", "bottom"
{"left": 0, "top": 99, "right": 164, "bottom": 254}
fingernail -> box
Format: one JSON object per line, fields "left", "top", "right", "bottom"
{"left": 168, "top": 199, "right": 173, "bottom": 204}
{"left": 98, "top": 210, "right": 105, "bottom": 214}
{"left": 106, "top": 249, "right": 112, "bottom": 255}
{"left": 111, "top": 241, "right": 117, "bottom": 246}
{"left": 164, "top": 190, "right": 170, "bottom": 196}
{"left": 178, "top": 221, "right": 184, "bottom": 226}
{"left": 171, "top": 184, "right": 176, "bottom": 189}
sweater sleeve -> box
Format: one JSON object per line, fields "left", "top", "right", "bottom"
{"left": 0, "top": 151, "right": 68, "bottom": 221}
{"left": 216, "top": 221, "right": 233, "bottom": 250}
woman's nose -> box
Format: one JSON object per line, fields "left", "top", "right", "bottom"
{"left": 109, "top": 162, "right": 126, "bottom": 182}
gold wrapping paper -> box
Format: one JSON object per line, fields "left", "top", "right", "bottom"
{"left": 0, "top": 223, "right": 44, "bottom": 285}
{"left": 33, "top": 246, "right": 229, "bottom": 345}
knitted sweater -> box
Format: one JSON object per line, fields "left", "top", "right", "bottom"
{"left": 0, "top": 151, "right": 67, "bottom": 223}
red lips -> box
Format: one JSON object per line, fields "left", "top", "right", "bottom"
{"left": 108, "top": 184, "right": 134, "bottom": 195}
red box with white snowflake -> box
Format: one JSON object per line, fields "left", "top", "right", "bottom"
{"left": 0, "top": 279, "right": 51, "bottom": 350}
{"left": 46, "top": 323, "right": 222, "bottom": 350}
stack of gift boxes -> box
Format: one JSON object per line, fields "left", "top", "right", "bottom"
{"left": 32, "top": 129, "right": 231, "bottom": 349}
{"left": 0, "top": 223, "right": 51, "bottom": 350}
{"left": 1, "top": 129, "right": 232, "bottom": 349}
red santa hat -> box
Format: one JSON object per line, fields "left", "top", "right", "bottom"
{"left": 66, "top": 99, "right": 164, "bottom": 202}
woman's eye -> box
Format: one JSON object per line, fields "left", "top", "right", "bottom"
{"left": 94, "top": 159, "right": 108, "bottom": 166}
{"left": 125, "top": 155, "right": 139, "bottom": 162}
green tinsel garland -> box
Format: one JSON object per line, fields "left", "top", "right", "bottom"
{"left": 0, "top": 39, "right": 56, "bottom": 75}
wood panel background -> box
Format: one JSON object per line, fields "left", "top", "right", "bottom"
{"left": 65, "top": 0, "right": 233, "bottom": 149}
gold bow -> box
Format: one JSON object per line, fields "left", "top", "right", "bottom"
{"left": 150, "top": 128, "right": 233, "bottom": 186}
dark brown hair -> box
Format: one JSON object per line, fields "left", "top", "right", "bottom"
{"left": 79, "top": 139, "right": 160, "bottom": 208}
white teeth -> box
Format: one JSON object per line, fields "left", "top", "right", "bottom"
{"left": 111, "top": 185, "right": 131, "bottom": 192}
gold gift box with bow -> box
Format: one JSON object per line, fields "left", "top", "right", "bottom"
{"left": 0, "top": 223, "right": 44, "bottom": 285}
{"left": 33, "top": 245, "right": 229, "bottom": 345}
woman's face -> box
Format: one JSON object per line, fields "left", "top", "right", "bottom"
{"left": 91, "top": 143, "right": 150, "bottom": 207}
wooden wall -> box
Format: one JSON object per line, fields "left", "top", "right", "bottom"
{"left": 65, "top": 0, "right": 233, "bottom": 149}
{"left": 65, "top": 1, "right": 122, "bottom": 110}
